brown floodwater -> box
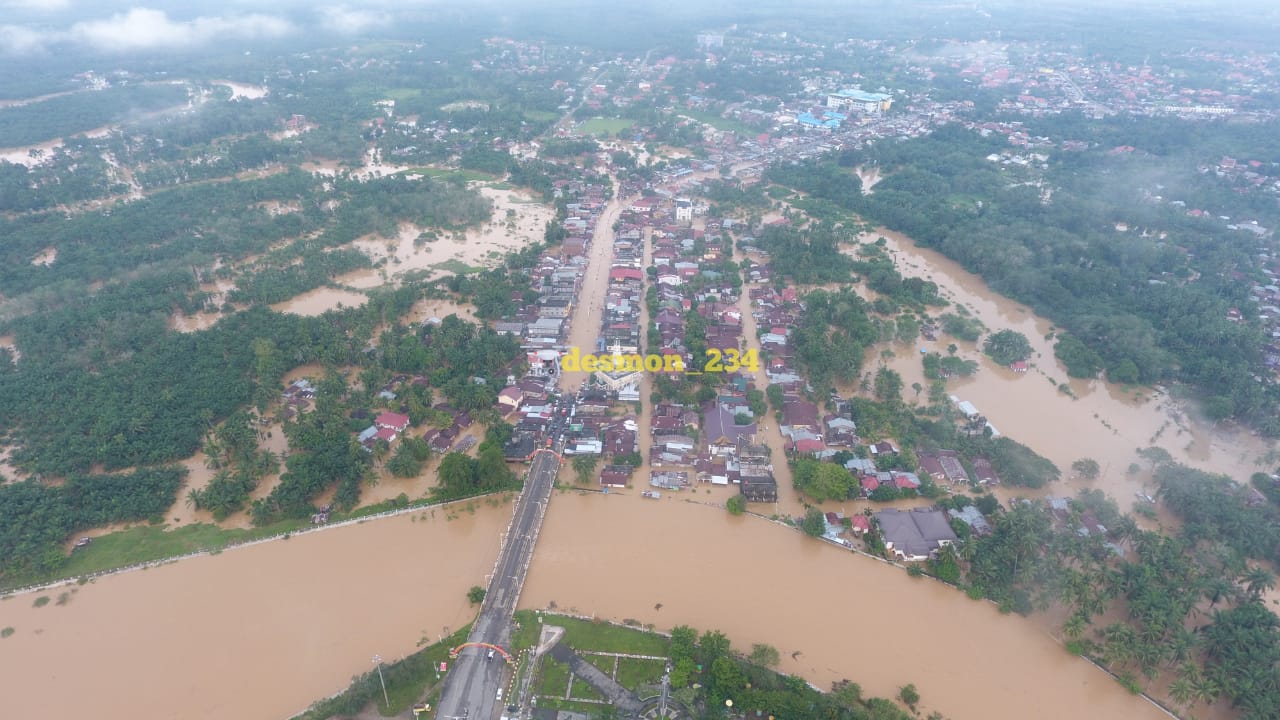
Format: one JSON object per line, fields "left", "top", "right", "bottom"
{"left": 336, "top": 187, "right": 555, "bottom": 291}
{"left": 270, "top": 287, "right": 369, "bottom": 316}
{"left": 0, "top": 503, "right": 510, "bottom": 720}
{"left": 854, "top": 229, "right": 1273, "bottom": 510}
{"left": 3, "top": 206, "right": 1263, "bottom": 720}
{"left": 521, "top": 494, "right": 1166, "bottom": 720}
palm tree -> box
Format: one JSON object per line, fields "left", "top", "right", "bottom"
{"left": 1240, "top": 566, "right": 1276, "bottom": 599}
{"left": 1063, "top": 613, "right": 1088, "bottom": 640}
{"left": 1203, "top": 576, "right": 1235, "bottom": 607}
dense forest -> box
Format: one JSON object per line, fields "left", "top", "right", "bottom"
{"left": 934, "top": 465, "right": 1280, "bottom": 718}
{"left": 0, "top": 82, "right": 190, "bottom": 146}
{"left": 0, "top": 468, "right": 184, "bottom": 576}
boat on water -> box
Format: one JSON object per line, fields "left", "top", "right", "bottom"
{"left": 641, "top": 490, "right": 661, "bottom": 499}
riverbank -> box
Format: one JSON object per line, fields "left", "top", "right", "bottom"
{"left": 0, "top": 492, "right": 514, "bottom": 598}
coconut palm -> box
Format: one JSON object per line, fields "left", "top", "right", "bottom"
{"left": 1203, "top": 576, "right": 1236, "bottom": 607}
{"left": 1062, "top": 612, "right": 1088, "bottom": 640}
{"left": 1240, "top": 566, "right": 1276, "bottom": 599}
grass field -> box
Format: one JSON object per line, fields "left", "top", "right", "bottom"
{"left": 568, "top": 673, "right": 604, "bottom": 701}
{"left": 537, "top": 657, "right": 572, "bottom": 697}
{"left": 383, "top": 87, "right": 423, "bottom": 102}
{"left": 550, "top": 615, "right": 670, "bottom": 656}
{"left": 523, "top": 110, "right": 560, "bottom": 123}
{"left": 578, "top": 117, "right": 635, "bottom": 137}
{"left": 680, "top": 109, "right": 759, "bottom": 136}
{"left": 615, "top": 657, "right": 666, "bottom": 690}
{"left": 0, "top": 520, "right": 307, "bottom": 591}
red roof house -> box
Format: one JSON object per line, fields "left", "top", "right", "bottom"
{"left": 375, "top": 412, "right": 410, "bottom": 433}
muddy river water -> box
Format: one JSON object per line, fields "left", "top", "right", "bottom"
{"left": 0, "top": 216, "right": 1264, "bottom": 719}
{"left": 861, "top": 229, "right": 1272, "bottom": 511}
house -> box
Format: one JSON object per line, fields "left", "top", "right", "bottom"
{"left": 497, "top": 386, "right": 524, "bottom": 412}
{"left": 790, "top": 437, "right": 825, "bottom": 455}
{"left": 357, "top": 425, "right": 379, "bottom": 451}
{"left": 948, "top": 506, "right": 993, "bottom": 535}
{"left": 892, "top": 471, "right": 921, "bottom": 491}
{"left": 600, "top": 465, "right": 632, "bottom": 488}
{"left": 1009, "top": 360, "right": 1029, "bottom": 373}
{"left": 971, "top": 457, "right": 1000, "bottom": 485}
{"left": 609, "top": 267, "right": 644, "bottom": 284}
{"left": 868, "top": 441, "right": 898, "bottom": 456}
{"left": 375, "top": 411, "right": 410, "bottom": 433}
{"left": 844, "top": 457, "right": 877, "bottom": 475}
{"left": 740, "top": 465, "right": 777, "bottom": 502}
{"left": 918, "top": 450, "right": 970, "bottom": 484}
{"left": 604, "top": 425, "right": 638, "bottom": 456}
{"left": 539, "top": 297, "right": 573, "bottom": 318}
{"left": 702, "top": 402, "right": 756, "bottom": 456}
{"left": 565, "top": 439, "right": 603, "bottom": 455}
{"left": 782, "top": 399, "right": 820, "bottom": 433}
{"left": 825, "top": 415, "right": 858, "bottom": 445}
{"left": 650, "top": 471, "right": 689, "bottom": 490}
{"left": 874, "top": 508, "right": 959, "bottom": 561}
{"left": 848, "top": 514, "right": 872, "bottom": 536}
{"left": 918, "top": 452, "right": 946, "bottom": 481}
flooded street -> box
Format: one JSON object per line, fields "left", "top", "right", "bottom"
{"left": 559, "top": 179, "right": 629, "bottom": 389}
{"left": 855, "top": 229, "right": 1272, "bottom": 508}
{"left": 0, "top": 503, "right": 510, "bottom": 720}
{"left": 522, "top": 494, "right": 1165, "bottom": 720}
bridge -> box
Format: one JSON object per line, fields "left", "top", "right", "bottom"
{"left": 435, "top": 449, "right": 559, "bottom": 720}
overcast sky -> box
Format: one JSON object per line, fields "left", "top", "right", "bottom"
{"left": 0, "top": 1, "right": 414, "bottom": 55}
{"left": 2, "top": 0, "right": 1276, "bottom": 57}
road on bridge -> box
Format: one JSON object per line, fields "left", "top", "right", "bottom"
{"left": 435, "top": 449, "right": 559, "bottom": 720}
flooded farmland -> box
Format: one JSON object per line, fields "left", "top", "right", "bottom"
{"left": 270, "top": 286, "right": 369, "bottom": 316}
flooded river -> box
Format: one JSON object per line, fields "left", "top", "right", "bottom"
{"left": 0, "top": 503, "right": 509, "bottom": 720}
{"left": 0, "top": 491, "right": 1169, "bottom": 720}
{"left": 855, "top": 229, "right": 1272, "bottom": 509}
{"left": 524, "top": 494, "right": 1162, "bottom": 720}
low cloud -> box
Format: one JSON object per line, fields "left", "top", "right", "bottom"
{"left": 2, "top": 0, "right": 71, "bottom": 11}
{"left": 69, "top": 8, "right": 293, "bottom": 51}
{"left": 0, "top": 23, "right": 50, "bottom": 54}
{"left": 319, "top": 6, "right": 392, "bottom": 34}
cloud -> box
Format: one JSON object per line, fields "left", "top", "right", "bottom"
{"left": 0, "top": 23, "right": 50, "bottom": 54}
{"left": 68, "top": 8, "right": 293, "bottom": 52}
{"left": 319, "top": 6, "right": 392, "bottom": 34}
{"left": 2, "top": 0, "right": 71, "bottom": 11}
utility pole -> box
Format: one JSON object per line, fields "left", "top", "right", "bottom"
{"left": 373, "top": 654, "right": 390, "bottom": 709}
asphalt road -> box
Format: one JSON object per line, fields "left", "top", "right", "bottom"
{"left": 435, "top": 450, "right": 559, "bottom": 720}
